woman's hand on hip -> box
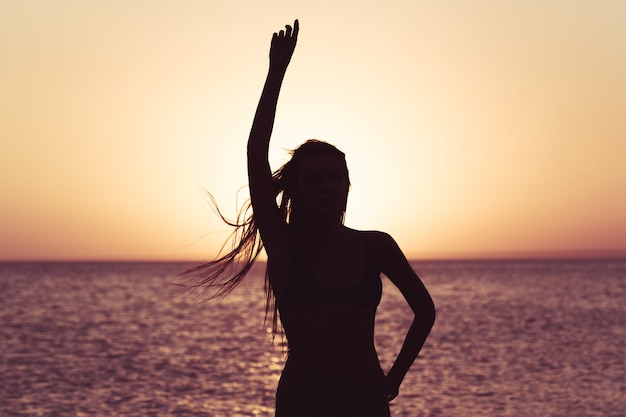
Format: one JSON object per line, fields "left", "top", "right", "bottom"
{"left": 379, "top": 374, "right": 401, "bottom": 402}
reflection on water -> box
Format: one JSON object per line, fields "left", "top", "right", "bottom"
{"left": 1, "top": 260, "right": 624, "bottom": 416}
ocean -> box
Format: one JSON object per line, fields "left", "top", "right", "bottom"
{"left": 1, "top": 260, "right": 624, "bottom": 416}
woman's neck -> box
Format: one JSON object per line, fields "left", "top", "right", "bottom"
{"left": 290, "top": 214, "right": 344, "bottom": 242}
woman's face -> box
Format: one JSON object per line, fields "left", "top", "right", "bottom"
{"left": 294, "top": 154, "right": 349, "bottom": 219}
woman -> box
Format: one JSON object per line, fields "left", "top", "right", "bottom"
{"left": 184, "top": 20, "right": 435, "bottom": 417}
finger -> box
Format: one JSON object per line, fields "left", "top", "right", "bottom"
{"left": 387, "top": 388, "right": 399, "bottom": 402}
{"left": 285, "top": 24, "right": 292, "bottom": 37}
{"left": 279, "top": 29, "right": 285, "bottom": 37}
{"left": 293, "top": 19, "right": 299, "bottom": 39}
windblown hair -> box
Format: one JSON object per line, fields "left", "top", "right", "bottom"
{"left": 177, "top": 140, "right": 350, "bottom": 338}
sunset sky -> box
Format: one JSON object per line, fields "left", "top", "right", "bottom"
{"left": 2, "top": 0, "right": 625, "bottom": 261}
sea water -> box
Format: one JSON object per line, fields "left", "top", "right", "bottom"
{"left": 1, "top": 260, "right": 624, "bottom": 416}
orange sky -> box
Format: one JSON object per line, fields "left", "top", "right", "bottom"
{"left": 1, "top": 1, "right": 625, "bottom": 261}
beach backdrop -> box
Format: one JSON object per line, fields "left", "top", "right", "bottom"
{"left": 2, "top": 3, "right": 625, "bottom": 415}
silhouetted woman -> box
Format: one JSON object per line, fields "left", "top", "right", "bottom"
{"left": 182, "top": 20, "right": 435, "bottom": 417}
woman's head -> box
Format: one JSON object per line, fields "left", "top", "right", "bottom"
{"left": 179, "top": 140, "right": 350, "bottom": 340}
{"left": 274, "top": 140, "right": 350, "bottom": 223}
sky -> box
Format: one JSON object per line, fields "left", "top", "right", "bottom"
{"left": 1, "top": 0, "right": 625, "bottom": 261}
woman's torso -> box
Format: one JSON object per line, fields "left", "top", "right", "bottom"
{"left": 271, "top": 229, "right": 386, "bottom": 396}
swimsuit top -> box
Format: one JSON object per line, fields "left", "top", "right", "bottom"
{"left": 277, "top": 236, "right": 382, "bottom": 312}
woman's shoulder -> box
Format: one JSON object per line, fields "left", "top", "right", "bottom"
{"left": 351, "top": 229, "right": 399, "bottom": 257}
{"left": 350, "top": 230, "right": 395, "bottom": 273}
{"left": 354, "top": 229, "right": 394, "bottom": 243}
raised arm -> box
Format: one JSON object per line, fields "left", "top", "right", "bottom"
{"left": 247, "top": 20, "right": 299, "bottom": 253}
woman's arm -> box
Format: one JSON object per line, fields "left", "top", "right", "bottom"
{"left": 374, "top": 232, "right": 436, "bottom": 401}
{"left": 247, "top": 20, "right": 299, "bottom": 253}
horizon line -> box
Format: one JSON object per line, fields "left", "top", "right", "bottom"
{"left": 1, "top": 252, "right": 625, "bottom": 263}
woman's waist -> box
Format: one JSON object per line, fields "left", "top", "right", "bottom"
{"left": 279, "top": 302, "right": 377, "bottom": 332}
{"left": 278, "top": 354, "right": 386, "bottom": 397}
{"left": 284, "top": 343, "right": 381, "bottom": 375}
{"left": 280, "top": 308, "right": 376, "bottom": 346}
{"left": 284, "top": 328, "right": 374, "bottom": 350}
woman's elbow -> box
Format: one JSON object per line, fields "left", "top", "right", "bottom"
{"left": 419, "top": 298, "right": 436, "bottom": 329}
{"left": 424, "top": 307, "right": 435, "bottom": 329}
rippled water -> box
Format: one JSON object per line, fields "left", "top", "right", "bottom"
{"left": 1, "top": 260, "right": 624, "bottom": 416}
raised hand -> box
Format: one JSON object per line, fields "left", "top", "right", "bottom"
{"left": 269, "top": 19, "right": 299, "bottom": 73}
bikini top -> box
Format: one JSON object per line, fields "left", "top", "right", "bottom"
{"left": 277, "top": 236, "right": 382, "bottom": 312}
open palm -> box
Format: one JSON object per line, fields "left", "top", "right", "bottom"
{"left": 269, "top": 19, "right": 299, "bottom": 72}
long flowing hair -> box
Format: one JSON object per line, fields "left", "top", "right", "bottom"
{"left": 177, "top": 140, "right": 350, "bottom": 339}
